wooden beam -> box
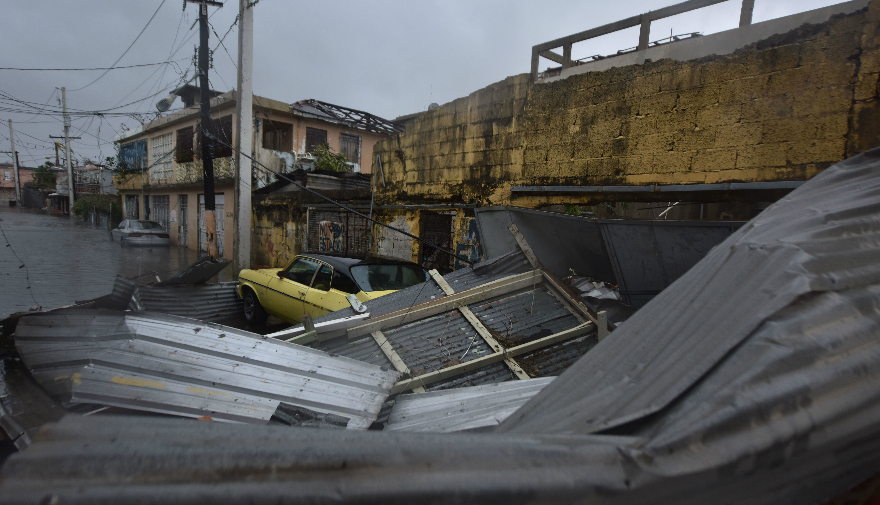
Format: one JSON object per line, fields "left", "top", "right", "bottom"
{"left": 391, "top": 322, "right": 594, "bottom": 394}
{"left": 597, "top": 311, "right": 609, "bottom": 341}
{"left": 508, "top": 224, "right": 544, "bottom": 270}
{"left": 430, "top": 268, "right": 531, "bottom": 379}
{"left": 346, "top": 270, "right": 542, "bottom": 339}
{"left": 638, "top": 14, "right": 651, "bottom": 51}
{"left": 371, "top": 331, "right": 425, "bottom": 393}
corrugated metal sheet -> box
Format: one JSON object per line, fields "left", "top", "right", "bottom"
{"left": 134, "top": 282, "right": 242, "bottom": 323}
{"left": 13, "top": 309, "right": 399, "bottom": 429}
{"left": 386, "top": 378, "right": 555, "bottom": 432}
{"left": 475, "top": 207, "right": 744, "bottom": 306}
{"left": 1, "top": 146, "right": 879, "bottom": 504}
{"left": 499, "top": 147, "right": 880, "bottom": 436}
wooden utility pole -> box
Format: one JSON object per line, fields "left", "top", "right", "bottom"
{"left": 234, "top": 0, "right": 253, "bottom": 269}
{"left": 187, "top": 0, "right": 223, "bottom": 258}
{"left": 7, "top": 120, "right": 21, "bottom": 205}
{"left": 61, "top": 87, "right": 74, "bottom": 216}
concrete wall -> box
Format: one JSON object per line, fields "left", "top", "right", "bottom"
{"left": 373, "top": 1, "right": 880, "bottom": 209}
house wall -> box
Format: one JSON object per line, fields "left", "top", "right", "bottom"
{"left": 372, "top": 2, "right": 880, "bottom": 210}
{"left": 1, "top": 166, "right": 35, "bottom": 203}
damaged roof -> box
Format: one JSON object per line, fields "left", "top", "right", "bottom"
{"left": 2, "top": 147, "right": 880, "bottom": 504}
{"left": 13, "top": 310, "right": 398, "bottom": 429}
{"left": 290, "top": 99, "right": 405, "bottom": 135}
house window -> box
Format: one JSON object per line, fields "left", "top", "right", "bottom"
{"left": 340, "top": 133, "right": 361, "bottom": 164}
{"left": 150, "top": 132, "right": 174, "bottom": 180}
{"left": 176, "top": 126, "right": 195, "bottom": 163}
{"left": 262, "top": 120, "right": 292, "bottom": 151}
{"left": 305, "top": 127, "right": 327, "bottom": 153}
{"left": 200, "top": 115, "right": 233, "bottom": 159}
{"left": 3, "top": 170, "right": 9, "bottom": 181}
{"left": 119, "top": 139, "right": 148, "bottom": 171}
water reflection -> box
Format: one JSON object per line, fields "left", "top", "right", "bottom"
{"left": 0, "top": 207, "right": 237, "bottom": 319}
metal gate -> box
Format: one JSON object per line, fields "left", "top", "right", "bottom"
{"left": 198, "top": 193, "right": 224, "bottom": 256}
{"left": 178, "top": 195, "right": 188, "bottom": 249}
{"left": 152, "top": 195, "right": 170, "bottom": 231}
{"left": 307, "top": 209, "right": 368, "bottom": 257}
{"left": 124, "top": 195, "right": 139, "bottom": 219}
{"left": 419, "top": 211, "right": 454, "bottom": 273}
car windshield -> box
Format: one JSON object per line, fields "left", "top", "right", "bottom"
{"left": 131, "top": 221, "right": 164, "bottom": 230}
{"left": 350, "top": 264, "right": 428, "bottom": 292}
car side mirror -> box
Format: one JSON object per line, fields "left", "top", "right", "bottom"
{"left": 276, "top": 271, "right": 284, "bottom": 279}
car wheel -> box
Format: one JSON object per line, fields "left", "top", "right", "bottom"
{"left": 243, "top": 288, "right": 268, "bottom": 325}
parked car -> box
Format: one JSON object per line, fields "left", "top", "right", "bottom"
{"left": 111, "top": 220, "right": 170, "bottom": 247}
{"left": 237, "top": 254, "right": 430, "bottom": 325}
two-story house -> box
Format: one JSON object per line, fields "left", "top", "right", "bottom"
{"left": 113, "top": 87, "right": 399, "bottom": 256}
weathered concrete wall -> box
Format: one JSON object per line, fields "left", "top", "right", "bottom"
{"left": 373, "top": 3, "right": 880, "bottom": 208}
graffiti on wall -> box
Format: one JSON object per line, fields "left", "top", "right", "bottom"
{"left": 454, "top": 217, "right": 482, "bottom": 270}
{"left": 318, "top": 221, "right": 345, "bottom": 253}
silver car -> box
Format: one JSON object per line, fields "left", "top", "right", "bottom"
{"left": 111, "top": 220, "right": 170, "bottom": 247}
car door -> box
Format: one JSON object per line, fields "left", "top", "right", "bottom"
{"left": 302, "top": 263, "right": 350, "bottom": 319}
{"left": 263, "top": 257, "right": 320, "bottom": 323}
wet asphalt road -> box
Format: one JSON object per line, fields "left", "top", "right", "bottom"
{"left": 0, "top": 207, "right": 237, "bottom": 320}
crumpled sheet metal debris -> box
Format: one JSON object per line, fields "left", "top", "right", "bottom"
{"left": 154, "top": 256, "right": 231, "bottom": 286}
{"left": 386, "top": 377, "right": 555, "bottom": 432}
{"left": 2, "top": 150, "right": 879, "bottom": 504}
{"left": 132, "top": 281, "right": 243, "bottom": 323}
{"left": 13, "top": 309, "right": 399, "bottom": 429}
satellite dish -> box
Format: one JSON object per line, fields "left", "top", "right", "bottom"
{"left": 156, "top": 94, "right": 176, "bottom": 112}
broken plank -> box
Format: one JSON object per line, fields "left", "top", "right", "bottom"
{"left": 391, "top": 322, "right": 595, "bottom": 394}
{"left": 371, "top": 331, "right": 425, "bottom": 393}
{"left": 508, "top": 223, "right": 544, "bottom": 270}
{"left": 430, "top": 268, "right": 530, "bottom": 380}
{"left": 347, "top": 270, "right": 542, "bottom": 339}
{"left": 460, "top": 306, "right": 531, "bottom": 380}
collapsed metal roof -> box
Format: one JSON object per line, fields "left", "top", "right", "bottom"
{"left": 13, "top": 310, "right": 399, "bottom": 428}
{"left": 2, "top": 141, "right": 878, "bottom": 504}
{"left": 290, "top": 99, "right": 405, "bottom": 135}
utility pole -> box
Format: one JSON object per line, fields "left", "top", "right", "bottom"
{"left": 61, "top": 87, "right": 74, "bottom": 216}
{"left": 186, "top": 0, "right": 223, "bottom": 258}
{"left": 7, "top": 120, "right": 21, "bottom": 205}
{"left": 234, "top": 0, "right": 253, "bottom": 270}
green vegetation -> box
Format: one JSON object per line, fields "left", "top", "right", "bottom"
{"left": 31, "top": 162, "right": 57, "bottom": 189}
{"left": 313, "top": 144, "right": 351, "bottom": 173}
{"left": 72, "top": 194, "right": 122, "bottom": 224}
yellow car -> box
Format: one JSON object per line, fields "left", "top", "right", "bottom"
{"left": 237, "top": 254, "right": 430, "bottom": 325}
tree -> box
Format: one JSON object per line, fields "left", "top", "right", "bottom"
{"left": 313, "top": 144, "right": 352, "bottom": 173}
{"left": 31, "top": 162, "right": 57, "bottom": 189}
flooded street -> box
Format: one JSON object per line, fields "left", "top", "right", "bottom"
{"left": 0, "top": 207, "right": 237, "bottom": 320}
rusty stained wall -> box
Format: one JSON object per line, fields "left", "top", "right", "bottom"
{"left": 251, "top": 202, "right": 307, "bottom": 268}
{"left": 373, "top": 3, "right": 880, "bottom": 209}
{"left": 368, "top": 208, "right": 482, "bottom": 269}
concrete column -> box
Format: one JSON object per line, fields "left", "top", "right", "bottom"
{"left": 234, "top": 0, "right": 254, "bottom": 269}
{"left": 740, "top": 0, "right": 755, "bottom": 27}
{"left": 638, "top": 14, "right": 652, "bottom": 51}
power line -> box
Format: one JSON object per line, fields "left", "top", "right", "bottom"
{"left": 69, "top": 0, "right": 169, "bottom": 92}
{"left": 0, "top": 59, "right": 188, "bottom": 72}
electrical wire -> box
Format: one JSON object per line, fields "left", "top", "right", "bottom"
{"left": 69, "top": 0, "right": 169, "bottom": 92}
{"left": 0, "top": 59, "right": 188, "bottom": 72}
{"left": 0, "top": 222, "right": 41, "bottom": 307}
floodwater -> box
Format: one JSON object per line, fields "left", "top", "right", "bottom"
{"left": 0, "top": 207, "right": 237, "bottom": 320}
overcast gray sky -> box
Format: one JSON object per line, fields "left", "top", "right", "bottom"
{"left": 0, "top": 0, "right": 851, "bottom": 167}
